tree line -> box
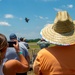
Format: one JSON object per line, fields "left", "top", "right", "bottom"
{"left": 26, "top": 38, "right": 40, "bottom": 42}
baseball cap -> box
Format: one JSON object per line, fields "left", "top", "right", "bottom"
{"left": 9, "top": 33, "right": 17, "bottom": 40}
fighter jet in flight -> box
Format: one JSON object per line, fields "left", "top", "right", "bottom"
{"left": 25, "top": 17, "right": 30, "bottom": 23}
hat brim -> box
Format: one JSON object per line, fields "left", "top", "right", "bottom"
{"left": 40, "top": 24, "right": 75, "bottom": 46}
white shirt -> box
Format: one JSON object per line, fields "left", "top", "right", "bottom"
{"left": 0, "top": 63, "right": 4, "bottom": 75}
{"left": 0, "top": 59, "right": 7, "bottom": 75}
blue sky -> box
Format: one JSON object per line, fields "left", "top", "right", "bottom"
{"left": 0, "top": 0, "right": 75, "bottom": 40}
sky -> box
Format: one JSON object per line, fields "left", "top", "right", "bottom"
{"left": 0, "top": 0, "right": 75, "bottom": 40}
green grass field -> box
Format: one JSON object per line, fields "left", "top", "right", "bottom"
{"left": 28, "top": 42, "right": 55, "bottom": 58}
{"left": 28, "top": 42, "right": 40, "bottom": 59}
{"left": 27, "top": 42, "right": 40, "bottom": 75}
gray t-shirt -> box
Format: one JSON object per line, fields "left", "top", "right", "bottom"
{"left": 19, "top": 41, "right": 29, "bottom": 49}
{"left": 4, "top": 43, "right": 29, "bottom": 61}
{"left": 0, "top": 63, "right": 4, "bottom": 75}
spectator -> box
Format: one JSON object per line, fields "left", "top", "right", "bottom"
{"left": 20, "top": 37, "right": 30, "bottom": 49}
{"left": 37, "top": 38, "right": 50, "bottom": 49}
{"left": 0, "top": 33, "right": 29, "bottom": 75}
{"left": 4, "top": 33, "right": 30, "bottom": 75}
{"left": 33, "top": 11, "right": 75, "bottom": 75}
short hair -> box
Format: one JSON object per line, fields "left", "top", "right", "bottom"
{"left": 20, "top": 37, "right": 23, "bottom": 41}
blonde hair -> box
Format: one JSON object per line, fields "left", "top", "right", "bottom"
{"left": 0, "top": 33, "right": 7, "bottom": 63}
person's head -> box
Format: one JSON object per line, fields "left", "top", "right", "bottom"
{"left": 0, "top": 33, "right": 8, "bottom": 61}
{"left": 20, "top": 37, "right": 23, "bottom": 41}
{"left": 40, "top": 38, "right": 45, "bottom": 41}
{"left": 40, "top": 11, "right": 75, "bottom": 46}
{"left": 9, "top": 33, "right": 17, "bottom": 40}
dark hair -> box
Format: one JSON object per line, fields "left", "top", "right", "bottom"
{"left": 20, "top": 37, "right": 23, "bottom": 41}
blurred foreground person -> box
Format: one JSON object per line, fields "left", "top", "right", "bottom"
{"left": 0, "top": 33, "right": 29, "bottom": 75}
{"left": 33, "top": 11, "right": 75, "bottom": 75}
{"left": 4, "top": 33, "right": 30, "bottom": 75}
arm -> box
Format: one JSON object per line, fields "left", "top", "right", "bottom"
{"left": 25, "top": 55, "right": 30, "bottom": 64}
{"left": 19, "top": 43, "right": 30, "bottom": 64}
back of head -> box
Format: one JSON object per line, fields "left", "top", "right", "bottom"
{"left": 20, "top": 37, "right": 23, "bottom": 41}
{"left": 0, "top": 33, "right": 7, "bottom": 50}
{"left": 9, "top": 33, "right": 17, "bottom": 40}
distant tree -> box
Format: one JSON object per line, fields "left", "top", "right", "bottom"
{"left": 26, "top": 38, "right": 40, "bottom": 42}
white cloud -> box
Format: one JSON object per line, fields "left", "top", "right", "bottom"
{"left": 4, "top": 14, "right": 14, "bottom": 18}
{"left": 39, "top": 16, "right": 44, "bottom": 19}
{"left": 0, "top": 21, "right": 10, "bottom": 26}
{"left": 39, "top": 16, "right": 49, "bottom": 19}
{"left": 67, "top": 4, "right": 73, "bottom": 8}
{"left": 62, "top": 4, "right": 73, "bottom": 9}
{"left": 54, "top": 8, "right": 62, "bottom": 12}
{"left": 35, "top": 15, "right": 49, "bottom": 20}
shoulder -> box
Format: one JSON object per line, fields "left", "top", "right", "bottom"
{"left": 36, "top": 48, "right": 48, "bottom": 57}
{"left": 36, "top": 47, "right": 54, "bottom": 58}
{"left": 19, "top": 43, "right": 27, "bottom": 48}
{"left": 3, "top": 60, "right": 19, "bottom": 74}
{"left": 19, "top": 42, "right": 27, "bottom": 47}
{"left": 4, "top": 60, "right": 19, "bottom": 68}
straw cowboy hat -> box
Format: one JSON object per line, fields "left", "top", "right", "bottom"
{"left": 40, "top": 11, "right": 75, "bottom": 46}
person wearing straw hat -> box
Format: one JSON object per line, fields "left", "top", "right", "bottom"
{"left": 33, "top": 11, "right": 75, "bottom": 75}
